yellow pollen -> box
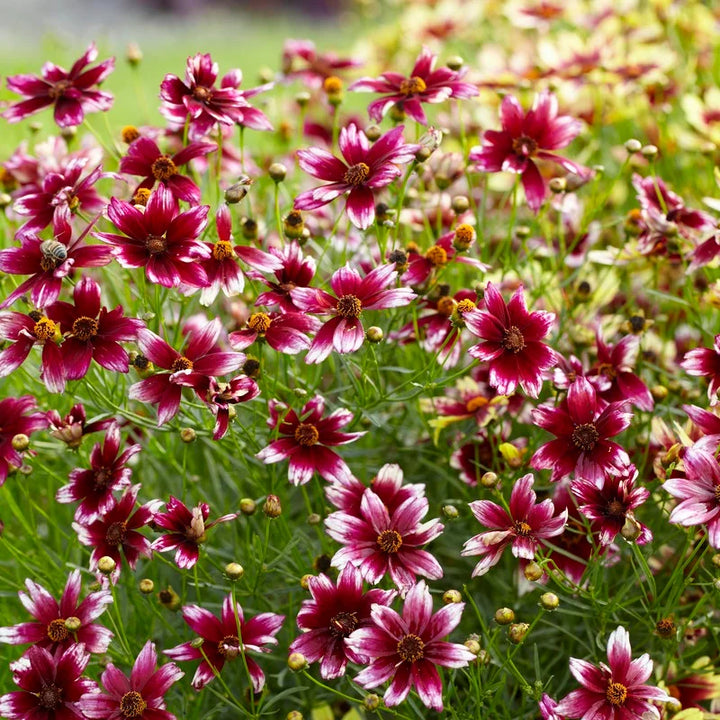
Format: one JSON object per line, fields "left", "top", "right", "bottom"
{"left": 456, "top": 299, "right": 477, "bottom": 314}
{"left": 343, "top": 162, "right": 370, "bottom": 186}
{"left": 454, "top": 223, "right": 476, "bottom": 249}
{"left": 121, "top": 125, "right": 140, "bottom": 144}
{"left": 425, "top": 244, "right": 448, "bottom": 266}
{"left": 294, "top": 423, "right": 320, "bottom": 447}
{"left": 323, "top": 76, "right": 343, "bottom": 94}
{"left": 336, "top": 294, "right": 363, "bottom": 319}
{"left": 465, "top": 396, "right": 489, "bottom": 413}
{"left": 72, "top": 316, "right": 99, "bottom": 342}
{"left": 396, "top": 634, "right": 425, "bottom": 662}
{"left": 248, "top": 312, "right": 272, "bottom": 335}
{"left": 436, "top": 296, "right": 457, "bottom": 317}
{"left": 151, "top": 155, "right": 178, "bottom": 181}
{"left": 171, "top": 356, "right": 194, "bottom": 373}
{"left": 33, "top": 317, "right": 57, "bottom": 342}
{"left": 68, "top": 196, "right": 80, "bottom": 212}
{"left": 192, "top": 85, "right": 213, "bottom": 102}
{"left": 133, "top": 188, "right": 152, "bottom": 206}
{"left": 46, "top": 618, "right": 69, "bottom": 642}
{"left": 399, "top": 76, "right": 427, "bottom": 95}
{"left": 606, "top": 682, "right": 628, "bottom": 707}
{"left": 513, "top": 520, "right": 532, "bottom": 536}
{"left": 212, "top": 240, "right": 234, "bottom": 261}
{"left": 502, "top": 326, "right": 526, "bottom": 353}
{"left": 377, "top": 529, "right": 403, "bottom": 554}
{"left": 119, "top": 691, "right": 147, "bottom": 719}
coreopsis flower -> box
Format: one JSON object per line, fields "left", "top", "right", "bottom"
{"left": 571, "top": 464, "right": 652, "bottom": 546}
{"left": 470, "top": 91, "right": 589, "bottom": 212}
{"left": 0, "top": 225, "right": 114, "bottom": 309}
{"left": 229, "top": 310, "right": 320, "bottom": 355}
{"left": 290, "top": 564, "right": 395, "bottom": 680}
{"left": 281, "top": 39, "right": 363, "bottom": 88}
{"left": 73, "top": 484, "right": 161, "bottom": 582}
{"left": 555, "top": 626, "right": 671, "bottom": 719}
{"left": 56, "top": 423, "right": 141, "bottom": 524}
{"left": 681, "top": 333, "right": 720, "bottom": 405}
{"left": 0, "top": 395, "right": 48, "bottom": 485}
{"left": 461, "top": 473, "right": 567, "bottom": 577}
{"left": 47, "top": 404, "right": 112, "bottom": 450}
{"left": 95, "top": 186, "right": 211, "bottom": 289}
{"left": 164, "top": 594, "right": 284, "bottom": 691}
{"left": 119, "top": 136, "right": 216, "bottom": 205}
{"left": 252, "top": 241, "right": 316, "bottom": 312}
{"left": 326, "top": 487, "right": 444, "bottom": 590}
{"left": 13, "top": 158, "right": 108, "bottom": 241}
{"left": 0, "top": 570, "right": 113, "bottom": 654}
{"left": 663, "top": 440, "right": 720, "bottom": 548}
{"left": 160, "top": 53, "right": 267, "bottom": 140}
{"left": 129, "top": 320, "right": 244, "bottom": 426}
{"left": 46, "top": 276, "right": 144, "bottom": 380}
{"left": 292, "top": 263, "right": 416, "bottom": 364}
{"left": 346, "top": 580, "right": 476, "bottom": 711}
{"left": 587, "top": 332, "right": 654, "bottom": 412}
{"left": 188, "top": 374, "right": 260, "bottom": 440}
{"left": 294, "top": 123, "right": 419, "bottom": 230}
{"left": 151, "top": 496, "right": 237, "bottom": 569}
{"left": 0, "top": 311, "right": 65, "bottom": 393}
{"left": 4, "top": 43, "right": 114, "bottom": 127}
{"left": 531, "top": 377, "right": 633, "bottom": 483}
{"left": 539, "top": 694, "right": 563, "bottom": 720}
{"left": 349, "top": 45, "right": 478, "bottom": 125}
{"left": 0, "top": 644, "right": 97, "bottom": 720}
{"left": 256, "top": 395, "right": 364, "bottom": 485}
{"left": 464, "top": 282, "right": 557, "bottom": 398}
{"left": 78, "top": 640, "right": 184, "bottom": 720}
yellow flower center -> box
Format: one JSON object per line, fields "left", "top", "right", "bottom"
{"left": 212, "top": 240, "right": 234, "bottom": 261}
{"left": 425, "top": 244, "right": 448, "bottom": 267}
{"left": 294, "top": 423, "right": 320, "bottom": 447}
{"left": 248, "top": 312, "right": 272, "bottom": 335}
{"left": 119, "top": 691, "right": 147, "bottom": 718}
{"left": 337, "top": 294, "right": 363, "bottom": 319}
{"left": 171, "top": 356, "right": 194, "bottom": 373}
{"left": 343, "top": 163, "right": 370, "bottom": 186}
{"left": 377, "top": 529, "right": 403, "bottom": 554}
{"left": 72, "top": 316, "right": 99, "bottom": 342}
{"left": 46, "top": 618, "right": 69, "bottom": 642}
{"left": 151, "top": 155, "right": 178, "bottom": 181}
{"left": 465, "top": 396, "right": 489, "bottom": 413}
{"left": 606, "top": 682, "right": 628, "bottom": 707}
{"left": 33, "top": 317, "right": 58, "bottom": 342}
{"left": 399, "top": 76, "right": 427, "bottom": 95}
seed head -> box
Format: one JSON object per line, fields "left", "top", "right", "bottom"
{"left": 158, "top": 586, "right": 181, "bottom": 611}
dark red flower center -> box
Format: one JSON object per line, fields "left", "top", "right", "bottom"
{"left": 105, "top": 521, "right": 127, "bottom": 546}
{"left": 396, "top": 633, "right": 425, "bottom": 662}
{"left": 33, "top": 317, "right": 57, "bottom": 342}
{"left": 37, "top": 683, "right": 63, "bottom": 709}
{"left": 171, "top": 356, "right": 194, "bottom": 372}
{"left": 120, "top": 690, "right": 147, "bottom": 718}
{"left": 151, "top": 155, "right": 177, "bottom": 181}
{"left": 192, "top": 85, "right": 213, "bottom": 102}
{"left": 212, "top": 240, "right": 234, "bottom": 261}
{"left": 248, "top": 312, "right": 272, "bottom": 335}
{"left": 399, "top": 76, "right": 427, "bottom": 95}
{"left": 605, "top": 499, "right": 626, "bottom": 517}
{"left": 336, "top": 294, "right": 363, "bottom": 319}
{"left": 146, "top": 234, "right": 168, "bottom": 255}
{"left": 343, "top": 162, "right": 370, "bottom": 186}
{"left": 294, "top": 422, "right": 320, "bottom": 446}
{"left": 329, "top": 611, "right": 359, "bottom": 637}
{"left": 217, "top": 635, "right": 241, "bottom": 659}
{"left": 425, "top": 244, "right": 448, "bottom": 267}
{"left": 606, "top": 681, "right": 627, "bottom": 707}
{"left": 377, "top": 529, "right": 403, "bottom": 554}
{"left": 513, "top": 520, "right": 532, "bottom": 536}
{"left": 511, "top": 135, "right": 539, "bottom": 158}
{"left": 72, "top": 316, "right": 99, "bottom": 342}
{"left": 501, "top": 326, "right": 526, "bottom": 353}
{"left": 48, "top": 79, "right": 72, "bottom": 100}
{"left": 47, "top": 618, "right": 69, "bottom": 642}
{"left": 571, "top": 423, "right": 600, "bottom": 452}
{"left": 597, "top": 362, "right": 617, "bottom": 379}
{"left": 93, "top": 467, "right": 111, "bottom": 490}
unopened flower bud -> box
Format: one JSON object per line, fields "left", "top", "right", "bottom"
{"left": 126, "top": 43, "right": 143, "bottom": 66}
{"left": 158, "top": 586, "right": 181, "bottom": 611}
{"left": 452, "top": 195, "right": 470, "bottom": 214}
{"left": 269, "top": 162, "right": 287, "bottom": 183}
{"left": 239, "top": 498, "right": 257, "bottom": 516}
{"left": 363, "top": 694, "right": 380, "bottom": 711}
{"left": 515, "top": 225, "right": 531, "bottom": 240}
{"left": 415, "top": 146, "right": 432, "bottom": 162}
{"left": 225, "top": 177, "right": 253, "bottom": 204}
{"left": 307, "top": 513, "right": 322, "bottom": 526}
{"left": 241, "top": 217, "right": 258, "bottom": 239}
{"left": 0, "top": 193, "right": 12, "bottom": 208}
{"left": 191, "top": 636, "right": 204, "bottom": 649}
{"left": 539, "top": 592, "right": 559, "bottom": 610}
{"left": 287, "top": 652, "right": 307, "bottom": 671}
{"left": 365, "top": 124, "right": 382, "bottom": 141}
{"left": 548, "top": 177, "right": 567, "bottom": 194}
{"left": 263, "top": 494, "right": 282, "bottom": 518}
{"left": 295, "top": 91, "right": 311, "bottom": 108}
{"left": 323, "top": 76, "right": 343, "bottom": 106}
{"left": 283, "top": 210, "right": 305, "bottom": 239}
{"left": 60, "top": 126, "right": 77, "bottom": 142}
{"left": 464, "top": 638, "right": 481, "bottom": 655}
{"left": 621, "top": 516, "right": 642, "bottom": 542}
{"left": 446, "top": 55, "right": 464, "bottom": 70}
{"left": 257, "top": 67, "right": 274, "bottom": 84}
{"left": 494, "top": 607, "right": 515, "bottom": 625}
{"left": 624, "top": 138, "right": 642, "bottom": 153}
{"left": 480, "top": 471, "right": 498, "bottom": 488}
{"left": 225, "top": 563, "right": 245, "bottom": 580}
{"left": 64, "top": 616, "right": 82, "bottom": 632}
{"left": 138, "top": 579, "right": 154, "bottom": 594}
{"left": 711, "top": 553, "right": 720, "bottom": 568}
{"left": 11, "top": 434, "right": 29, "bottom": 452}
{"left": 293, "top": 387, "right": 308, "bottom": 398}
{"left": 29, "top": 121, "right": 42, "bottom": 134}
{"left": 97, "top": 556, "right": 116, "bottom": 576}
{"left": 453, "top": 223, "right": 476, "bottom": 251}
{"left": 300, "top": 573, "right": 313, "bottom": 590}
{"left": 442, "top": 504, "right": 459, "bottom": 519}
{"left": 389, "top": 103, "right": 406, "bottom": 123}
{"left": 524, "top": 561, "right": 543, "bottom": 582}
{"left": 508, "top": 622, "right": 529, "bottom": 644}
{"left": 180, "top": 428, "right": 196, "bottom": 443}
{"left": 641, "top": 144, "right": 658, "bottom": 158}
{"left": 443, "top": 589, "right": 462, "bottom": 604}
{"left": 366, "top": 326, "right": 384, "bottom": 344}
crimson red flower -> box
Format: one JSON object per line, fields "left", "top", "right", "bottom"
{"left": 555, "top": 626, "right": 670, "bottom": 720}
{"left": 164, "top": 594, "right": 284, "bottom": 691}
{"left": 294, "top": 123, "right": 419, "bottom": 230}
{"left": 464, "top": 282, "right": 557, "bottom": 398}
{"left": 47, "top": 403, "right": 112, "bottom": 449}
{"left": 95, "top": 186, "right": 210, "bottom": 289}
{"left": 290, "top": 564, "right": 395, "bottom": 680}
{"left": 530, "top": 377, "right": 632, "bottom": 483}
{"left": 681, "top": 333, "right": 720, "bottom": 405}
{"left": 350, "top": 45, "right": 478, "bottom": 125}
{"left": 0, "top": 395, "right": 48, "bottom": 486}
{"left": 346, "top": 580, "right": 476, "bottom": 711}
{"left": 78, "top": 640, "right": 184, "bottom": 720}
{"left": 120, "top": 137, "right": 216, "bottom": 205}
{"left": 462, "top": 473, "right": 567, "bottom": 577}
{"left": 0, "top": 644, "right": 97, "bottom": 720}
{"left": 470, "top": 91, "right": 589, "bottom": 212}
{"left": 229, "top": 310, "right": 320, "bottom": 355}
{"left": 47, "top": 275, "right": 144, "bottom": 380}
{"left": 4, "top": 43, "right": 114, "bottom": 127}
{"left": 252, "top": 241, "right": 317, "bottom": 312}
{"left": 281, "top": 39, "right": 363, "bottom": 88}
{"left": 0, "top": 570, "right": 113, "bottom": 654}
{"left": 151, "top": 496, "right": 237, "bottom": 569}
{"left": 56, "top": 423, "right": 141, "bottom": 524}
{"left": 256, "top": 395, "right": 364, "bottom": 485}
